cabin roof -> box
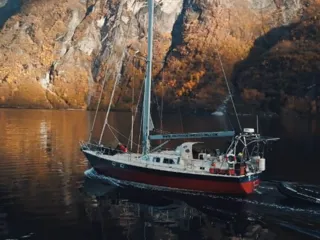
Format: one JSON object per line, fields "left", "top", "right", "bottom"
{"left": 179, "top": 142, "right": 204, "bottom": 148}
{"left": 148, "top": 153, "right": 179, "bottom": 159}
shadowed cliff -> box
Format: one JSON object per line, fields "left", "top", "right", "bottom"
{"left": 233, "top": 0, "right": 320, "bottom": 114}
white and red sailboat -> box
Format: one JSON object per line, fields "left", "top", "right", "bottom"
{"left": 80, "top": 0, "right": 279, "bottom": 195}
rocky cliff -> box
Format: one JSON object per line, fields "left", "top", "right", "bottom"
{"left": 235, "top": 0, "right": 320, "bottom": 114}
{"left": 0, "top": 0, "right": 319, "bottom": 113}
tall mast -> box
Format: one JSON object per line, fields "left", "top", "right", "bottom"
{"left": 142, "top": 0, "right": 155, "bottom": 155}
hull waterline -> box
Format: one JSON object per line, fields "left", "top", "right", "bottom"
{"left": 82, "top": 151, "right": 261, "bottom": 195}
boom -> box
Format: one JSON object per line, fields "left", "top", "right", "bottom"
{"left": 149, "top": 131, "right": 235, "bottom": 140}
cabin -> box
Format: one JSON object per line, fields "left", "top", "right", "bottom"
{"left": 175, "top": 142, "right": 214, "bottom": 161}
{"left": 148, "top": 154, "right": 182, "bottom": 166}
{"left": 147, "top": 142, "right": 219, "bottom": 172}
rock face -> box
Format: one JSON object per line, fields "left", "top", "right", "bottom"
{"left": 0, "top": 0, "right": 318, "bottom": 113}
{"left": 235, "top": 0, "right": 320, "bottom": 114}
{"left": 0, "top": 0, "right": 105, "bottom": 108}
{"left": 0, "top": 0, "right": 183, "bottom": 109}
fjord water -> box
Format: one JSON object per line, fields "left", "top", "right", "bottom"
{"left": 0, "top": 108, "right": 319, "bottom": 240}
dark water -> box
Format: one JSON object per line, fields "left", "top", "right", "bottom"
{"left": 0, "top": 0, "right": 21, "bottom": 28}
{"left": 0, "top": 108, "right": 320, "bottom": 240}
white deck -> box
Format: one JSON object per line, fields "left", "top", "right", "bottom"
{"left": 84, "top": 149, "right": 259, "bottom": 179}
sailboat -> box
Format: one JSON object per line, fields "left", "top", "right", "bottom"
{"left": 80, "top": 0, "right": 279, "bottom": 195}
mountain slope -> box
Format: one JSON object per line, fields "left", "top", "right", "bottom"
{"left": 234, "top": 0, "right": 320, "bottom": 114}
{"left": 0, "top": 0, "right": 318, "bottom": 114}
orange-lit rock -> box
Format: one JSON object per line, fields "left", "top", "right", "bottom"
{"left": 0, "top": 0, "right": 318, "bottom": 113}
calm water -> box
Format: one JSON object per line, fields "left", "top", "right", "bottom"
{"left": 0, "top": 108, "right": 320, "bottom": 240}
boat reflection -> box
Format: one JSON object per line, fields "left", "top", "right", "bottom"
{"left": 80, "top": 177, "right": 277, "bottom": 240}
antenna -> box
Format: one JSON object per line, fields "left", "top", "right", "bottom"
{"left": 217, "top": 50, "right": 242, "bottom": 132}
{"left": 256, "top": 115, "right": 259, "bottom": 134}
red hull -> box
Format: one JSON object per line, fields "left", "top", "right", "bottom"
{"left": 83, "top": 151, "right": 261, "bottom": 195}
{"left": 94, "top": 165, "right": 260, "bottom": 195}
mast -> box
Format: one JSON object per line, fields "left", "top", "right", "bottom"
{"left": 142, "top": 0, "right": 155, "bottom": 155}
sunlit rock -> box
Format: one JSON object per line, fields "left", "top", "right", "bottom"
{"left": 0, "top": 0, "right": 318, "bottom": 114}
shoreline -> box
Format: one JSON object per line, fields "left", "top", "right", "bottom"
{"left": 1, "top": 106, "right": 319, "bottom": 119}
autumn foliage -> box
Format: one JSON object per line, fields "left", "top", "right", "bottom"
{"left": 113, "top": 0, "right": 312, "bottom": 113}
{"left": 1, "top": 0, "right": 319, "bottom": 114}
{"left": 235, "top": 0, "right": 320, "bottom": 114}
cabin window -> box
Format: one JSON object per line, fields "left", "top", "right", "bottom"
{"left": 153, "top": 157, "right": 161, "bottom": 163}
{"left": 177, "top": 157, "right": 180, "bottom": 164}
{"left": 200, "top": 167, "right": 205, "bottom": 170}
{"left": 185, "top": 149, "right": 190, "bottom": 153}
{"left": 163, "top": 158, "right": 175, "bottom": 164}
